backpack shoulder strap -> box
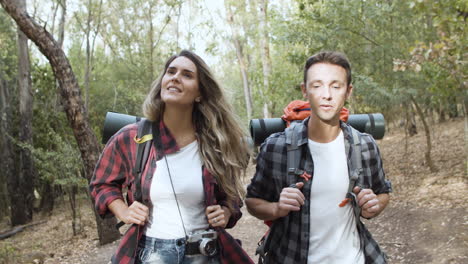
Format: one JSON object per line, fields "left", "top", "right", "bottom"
{"left": 348, "top": 127, "right": 363, "bottom": 193}
{"left": 133, "top": 119, "right": 153, "bottom": 202}
{"left": 285, "top": 122, "right": 304, "bottom": 179}
{"left": 347, "top": 127, "right": 363, "bottom": 221}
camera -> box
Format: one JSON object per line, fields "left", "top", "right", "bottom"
{"left": 185, "top": 229, "right": 218, "bottom": 257}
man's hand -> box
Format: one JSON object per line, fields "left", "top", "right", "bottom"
{"left": 276, "top": 182, "right": 305, "bottom": 218}
{"left": 353, "top": 186, "right": 389, "bottom": 219}
{"left": 245, "top": 182, "right": 306, "bottom": 221}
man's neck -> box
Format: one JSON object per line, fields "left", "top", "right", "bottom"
{"left": 307, "top": 115, "right": 341, "bottom": 143}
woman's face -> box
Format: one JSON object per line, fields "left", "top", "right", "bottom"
{"left": 160, "top": 56, "right": 201, "bottom": 107}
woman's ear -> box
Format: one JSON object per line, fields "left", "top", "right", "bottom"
{"left": 195, "top": 97, "right": 202, "bottom": 103}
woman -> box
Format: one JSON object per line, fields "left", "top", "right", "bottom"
{"left": 90, "top": 50, "right": 253, "bottom": 264}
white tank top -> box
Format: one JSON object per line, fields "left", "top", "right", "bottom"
{"left": 307, "top": 131, "right": 364, "bottom": 264}
{"left": 144, "top": 141, "right": 209, "bottom": 239}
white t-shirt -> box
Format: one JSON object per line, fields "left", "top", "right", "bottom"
{"left": 307, "top": 131, "right": 364, "bottom": 264}
{"left": 144, "top": 141, "right": 209, "bottom": 239}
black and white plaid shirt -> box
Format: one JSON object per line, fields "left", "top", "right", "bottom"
{"left": 247, "top": 118, "right": 392, "bottom": 264}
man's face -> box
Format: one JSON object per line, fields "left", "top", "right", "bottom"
{"left": 301, "top": 63, "right": 352, "bottom": 124}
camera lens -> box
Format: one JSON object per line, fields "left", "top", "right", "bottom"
{"left": 199, "top": 239, "right": 217, "bottom": 257}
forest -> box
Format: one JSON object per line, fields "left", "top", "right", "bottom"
{"left": 0, "top": 0, "right": 466, "bottom": 263}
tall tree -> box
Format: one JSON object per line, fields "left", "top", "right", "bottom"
{"left": 76, "top": 0, "right": 102, "bottom": 116}
{"left": 411, "top": 95, "right": 437, "bottom": 172}
{"left": 0, "top": 0, "right": 120, "bottom": 244}
{"left": 0, "top": 74, "right": 15, "bottom": 222}
{"left": 258, "top": 0, "right": 272, "bottom": 118}
{"left": 225, "top": 0, "right": 253, "bottom": 120}
{"left": 57, "top": 0, "right": 66, "bottom": 47}
{"left": 11, "top": 0, "right": 35, "bottom": 226}
{"left": 0, "top": 8, "right": 17, "bottom": 222}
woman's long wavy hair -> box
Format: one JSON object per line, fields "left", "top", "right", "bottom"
{"left": 142, "top": 50, "right": 250, "bottom": 204}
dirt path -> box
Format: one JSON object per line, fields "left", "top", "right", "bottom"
{"left": 81, "top": 202, "right": 467, "bottom": 264}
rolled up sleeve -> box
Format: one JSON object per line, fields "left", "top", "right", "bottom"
{"left": 246, "top": 140, "right": 281, "bottom": 203}
{"left": 89, "top": 130, "right": 132, "bottom": 218}
{"left": 361, "top": 135, "right": 392, "bottom": 195}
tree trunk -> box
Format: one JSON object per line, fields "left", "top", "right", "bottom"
{"left": 0, "top": 0, "right": 120, "bottom": 243}
{"left": 406, "top": 104, "right": 418, "bottom": 136}
{"left": 259, "top": 0, "right": 272, "bottom": 118}
{"left": 54, "top": 0, "right": 66, "bottom": 112}
{"left": 0, "top": 76, "right": 12, "bottom": 221}
{"left": 404, "top": 105, "right": 409, "bottom": 155}
{"left": 236, "top": 42, "right": 253, "bottom": 120}
{"left": 57, "top": 0, "right": 66, "bottom": 48}
{"left": 38, "top": 182, "right": 54, "bottom": 215}
{"left": 85, "top": 0, "right": 91, "bottom": 117}
{"left": 439, "top": 103, "right": 446, "bottom": 122}
{"left": 14, "top": 0, "right": 35, "bottom": 226}
{"left": 410, "top": 95, "right": 438, "bottom": 172}
{"left": 69, "top": 185, "right": 81, "bottom": 236}
{"left": 448, "top": 95, "right": 459, "bottom": 118}
{"left": 225, "top": 1, "right": 253, "bottom": 120}
{"left": 148, "top": 2, "right": 155, "bottom": 82}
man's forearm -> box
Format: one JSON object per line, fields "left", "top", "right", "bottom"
{"left": 374, "top": 193, "right": 390, "bottom": 217}
{"left": 245, "top": 198, "right": 280, "bottom": 221}
{"left": 363, "top": 193, "right": 390, "bottom": 219}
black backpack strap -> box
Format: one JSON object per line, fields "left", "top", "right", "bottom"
{"left": 346, "top": 127, "right": 363, "bottom": 220}
{"left": 115, "top": 119, "right": 152, "bottom": 230}
{"left": 133, "top": 119, "right": 153, "bottom": 202}
{"left": 286, "top": 123, "right": 304, "bottom": 180}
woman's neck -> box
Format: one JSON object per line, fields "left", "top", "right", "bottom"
{"left": 163, "top": 106, "right": 196, "bottom": 147}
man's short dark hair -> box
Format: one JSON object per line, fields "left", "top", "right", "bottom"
{"left": 303, "top": 51, "right": 352, "bottom": 86}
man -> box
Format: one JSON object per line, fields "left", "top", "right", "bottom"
{"left": 246, "top": 51, "right": 392, "bottom": 264}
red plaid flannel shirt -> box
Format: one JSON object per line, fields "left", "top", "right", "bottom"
{"left": 90, "top": 120, "right": 253, "bottom": 264}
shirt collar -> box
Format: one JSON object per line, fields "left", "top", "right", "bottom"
{"left": 294, "top": 117, "right": 355, "bottom": 145}
{"left": 293, "top": 117, "right": 310, "bottom": 146}
{"left": 153, "top": 119, "right": 180, "bottom": 160}
{"left": 340, "top": 120, "right": 354, "bottom": 143}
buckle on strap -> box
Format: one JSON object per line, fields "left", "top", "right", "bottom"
{"left": 134, "top": 134, "right": 153, "bottom": 144}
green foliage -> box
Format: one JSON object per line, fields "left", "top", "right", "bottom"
{"left": 0, "top": 242, "right": 19, "bottom": 264}
{"left": 393, "top": 0, "right": 467, "bottom": 115}
{"left": 252, "top": 0, "right": 466, "bottom": 123}
{"left": 0, "top": 9, "right": 17, "bottom": 81}
{"left": 28, "top": 63, "right": 86, "bottom": 189}
{"left": 14, "top": 129, "right": 86, "bottom": 189}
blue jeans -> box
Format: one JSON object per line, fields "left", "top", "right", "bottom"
{"left": 136, "top": 235, "right": 220, "bottom": 264}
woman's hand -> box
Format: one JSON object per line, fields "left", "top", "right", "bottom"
{"left": 206, "top": 205, "right": 231, "bottom": 228}
{"left": 109, "top": 199, "right": 149, "bottom": 225}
